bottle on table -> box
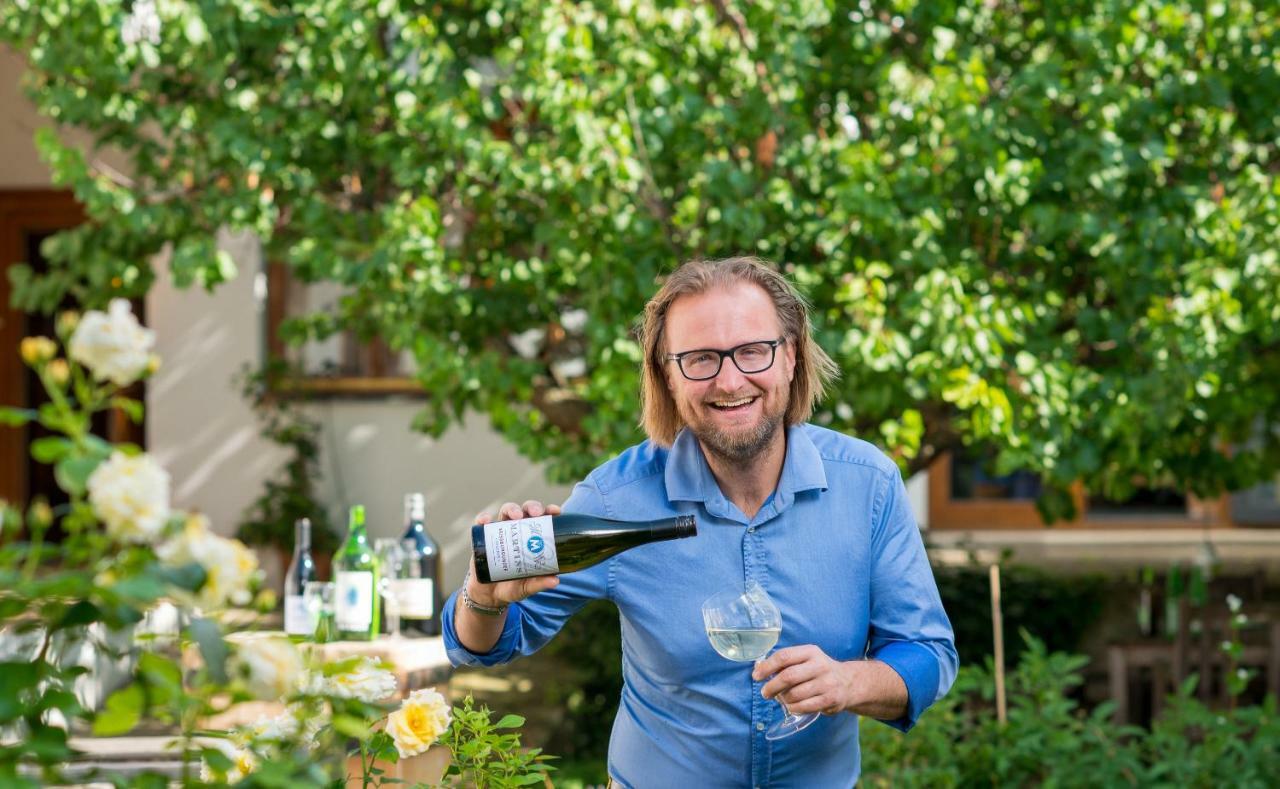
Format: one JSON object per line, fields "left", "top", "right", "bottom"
{"left": 398, "top": 492, "right": 444, "bottom": 636}
{"left": 334, "top": 504, "right": 380, "bottom": 640}
{"left": 472, "top": 512, "right": 698, "bottom": 584}
{"left": 283, "top": 517, "right": 317, "bottom": 639}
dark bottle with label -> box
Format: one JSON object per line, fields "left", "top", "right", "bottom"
{"left": 472, "top": 513, "right": 698, "bottom": 584}
{"left": 399, "top": 492, "right": 444, "bottom": 636}
{"left": 283, "top": 518, "right": 316, "bottom": 638}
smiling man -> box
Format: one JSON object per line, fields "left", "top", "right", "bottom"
{"left": 443, "top": 257, "right": 957, "bottom": 788}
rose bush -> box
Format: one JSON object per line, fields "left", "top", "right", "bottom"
{"left": 0, "top": 300, "right": 552, "bottom": 787}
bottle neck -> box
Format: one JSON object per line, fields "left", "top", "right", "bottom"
{"left": 346, "top": 521, "right": 369, "bottom": 546}
{"left": 295, "top": 522, "right": 311, "bottom": 552}
{"left": 644, "top": 514, "right": 698, "bottom": 541}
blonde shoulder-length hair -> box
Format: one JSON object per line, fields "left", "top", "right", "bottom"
{"left": 637, "top": 256, "right": 840, "bottom": 447}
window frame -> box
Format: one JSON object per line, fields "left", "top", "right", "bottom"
{"left": 927, "top": 450, "right": 1231, "bottom": 530}
{"left": 1, "top": 190, "right": 144, "bottom": 507}
{"left": 264, "top": 260, "right": 424, "bottom": 397}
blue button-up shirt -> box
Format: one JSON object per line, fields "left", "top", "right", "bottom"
{"left": 443, "top": 424, "right": 957, "bottom": 788}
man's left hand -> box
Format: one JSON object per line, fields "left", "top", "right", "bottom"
{"left": 752, "top": 645, "right": 858, "bottom": 716}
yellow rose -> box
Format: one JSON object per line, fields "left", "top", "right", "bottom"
{"left": 47, "top": 359, "right": 70, "bottom": 386}
{"left": 19, "top": 336, "right": 57, "bottom": 366}
{"left": 56, "top": 310, "right": 80, "bottom": 338}
{"left": 385, "top": 687, "right": 451, "bottom": 758}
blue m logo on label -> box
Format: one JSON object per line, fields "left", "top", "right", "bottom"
{"left": 345, "top": 586, "right": 358, "bottom": 605}
{"left": 526, "top": 535, "right": 545, "bottom": 554}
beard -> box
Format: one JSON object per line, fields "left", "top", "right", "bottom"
{"left": 677, "top": 387, "right": 789, "bottom": 465}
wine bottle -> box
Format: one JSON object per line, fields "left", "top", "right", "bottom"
{"left": 472, "top": 513, "right": 697, "bottom": 584}
{"left": 283, "top": 518, "right": 316, "bottom": 638}
{"left": 334, "top": 504, "right": 380, "bottom": 640}
{"left": 399, "top": 493, "right": 443, "bottom": 637}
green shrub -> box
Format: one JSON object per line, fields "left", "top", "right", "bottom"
{"left": 861, "top": 632, "right": 1280, "bottom": 787}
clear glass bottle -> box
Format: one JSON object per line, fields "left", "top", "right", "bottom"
{"left": 334, "top": 504, "right": 379, "bottom": 640}
{"left": 283, "top": 518, "right": 317, "bottom": 638}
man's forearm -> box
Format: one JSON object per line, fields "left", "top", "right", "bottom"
{"left": 841, "top": 659, "right": 909, "bottom": 720}
{"left": 453, "top": 590, "right": 509, "bottom": 654}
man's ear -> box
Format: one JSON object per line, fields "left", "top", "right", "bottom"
{"left": 784, "top": 339, "right": 797, "bottom": 382}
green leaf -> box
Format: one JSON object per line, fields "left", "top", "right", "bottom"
{"left": 155, "top": 561, "right": 206, "bottom": 593}
{"left": 493, "top": 714, "right": 525, "bottom": 729}
{"left": 110, "top": 397, "right": 144, "bottom": 424}
{"left": 54, "top": 455, "right": 101, "bottom": 497}
{"left": 82, "top": 434, "right": 115, "bottom": 461}
{"left": 23, "top": 724, "right": 71, "bottom": 760}
{"left": 190, "top": 617, "right": 229, "bottom": 683}
{"left": 93, "top": 684, "right": 144, "bottom": 736}
{"left": 331, "top": 714, "right": 371, "bottom": 740}
{"left": 0, "top": 407, "right": 36, "bottom": 427}
{"left": 0, "top": 662, "right": 42, "bottom": 723}
{"left": 54, "top": 599, "right": 101, "bottom": 630}
{"left": 30, "top": 436, "right": 72, "bottom": 464}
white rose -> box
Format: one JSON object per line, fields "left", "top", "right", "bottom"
{"left": 229, "top": 634, "right": 304, "bottom": 700}
{"left": 386, "top": 687, "right": 451, "bottom": 758}
{"left": 234, "top": 707, "right": 302, "bottom": 746}
{"left": 87, "top": 451, "right": 170, "bottom": 542}
{"left": 303, "top": 656, "right": 398, "bottom": 702}
{"left": 201, "top": 744, "right": 255, "bottom": 782}
{"left": 158, "top": 514, "right": 258, "bottom": 607}
{"left": 69, "top": 298, "right": 156, "bottom": 386}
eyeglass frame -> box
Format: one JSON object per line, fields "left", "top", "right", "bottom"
{"left": 663, "top": 338, "right": 786, "bottom": 381}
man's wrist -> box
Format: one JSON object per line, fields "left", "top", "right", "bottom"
{"left": 462, "top": 567, "right": 507, "bottom": 615}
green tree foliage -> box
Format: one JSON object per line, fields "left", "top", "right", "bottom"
{"left": 4, "top": 1, "right": 1279, "bottom": 514}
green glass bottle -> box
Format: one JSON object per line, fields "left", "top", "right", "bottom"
{"left": 334, "top": 504, "right": 380, "bottom": 640}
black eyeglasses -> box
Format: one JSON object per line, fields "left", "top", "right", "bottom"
{"left": 664, "top": 338, "right": 785, "bottom": 381}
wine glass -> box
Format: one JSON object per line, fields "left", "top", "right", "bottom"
{"left": 702, "top": 581, "right": 819, "bottom": 740}
{"left": 303, "top": 581, "right": 335, "bottom": 643}
{"left": 374, "top": 538, "right": 410, "bottom": 639}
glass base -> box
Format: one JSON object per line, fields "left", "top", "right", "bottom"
{"left": 765, "top": 710, "right": 820, "bottom": 740}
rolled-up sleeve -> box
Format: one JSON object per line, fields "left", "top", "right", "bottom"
{"left": 443, "top": 478, "right": 612, "bottom": 667}
{"left": 865, "top": 470, "right": 958, "bottom": 731}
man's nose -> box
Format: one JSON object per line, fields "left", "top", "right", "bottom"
{"left": 713, "top": 355, "right": 749, "bottom": 389}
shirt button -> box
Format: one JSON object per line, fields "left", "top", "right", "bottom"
{"left": 747, "top": 526, "right": 756, "bottom": 533}
{"left": 756, "top": 722, "right": 765, "bottom": 731}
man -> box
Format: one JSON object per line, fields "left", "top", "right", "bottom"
{"left": 443, "top": 257, "right": 957, "bottom": 787}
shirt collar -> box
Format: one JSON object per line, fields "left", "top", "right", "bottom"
{"left": 664, "top": 424, "right": 829, "bottom": 507}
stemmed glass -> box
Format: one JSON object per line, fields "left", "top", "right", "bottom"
{"left": 702, "top": 581, "right": 820, "bottom": 740}
{"left": 303, "top": 581, "right": 335, "bottom": 643}
{"left": 374, "top": 538, "right": 412, "bottom": 639}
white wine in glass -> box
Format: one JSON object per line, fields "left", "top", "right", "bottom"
{"left": 702, "top": 582, "right": 820, "bottom": 740}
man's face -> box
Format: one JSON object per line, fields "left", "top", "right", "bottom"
{"left": 663, "top": 282, "right": 797, "bottom": 463}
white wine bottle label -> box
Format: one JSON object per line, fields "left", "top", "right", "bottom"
{"left": 284, "top": 594, "right": 314, "bottom": 636}
{"left": 335, "top": 570, "right": 374, "bottom": 631}
{"left": 483, "top": 515, "right": 560, "bottom": 582}
{"left": 393, "top": 578, "right": 435, "bottom": 618}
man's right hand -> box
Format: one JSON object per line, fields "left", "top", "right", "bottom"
{"left": 466, "top": 499, "right": 562, "bottom": 607}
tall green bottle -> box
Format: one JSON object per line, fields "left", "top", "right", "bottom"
{"left": 334, "top": 504, "right": 379, "bottom": 640}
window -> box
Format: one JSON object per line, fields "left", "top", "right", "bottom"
{"left": 1, "top": 191, "right": 144, "bottom": 520}
{"left": 929, "top": 445, "right": 1228, "bottom": 530}
{"left": 264, "top": 262, "right": 422, "bottom": 395}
